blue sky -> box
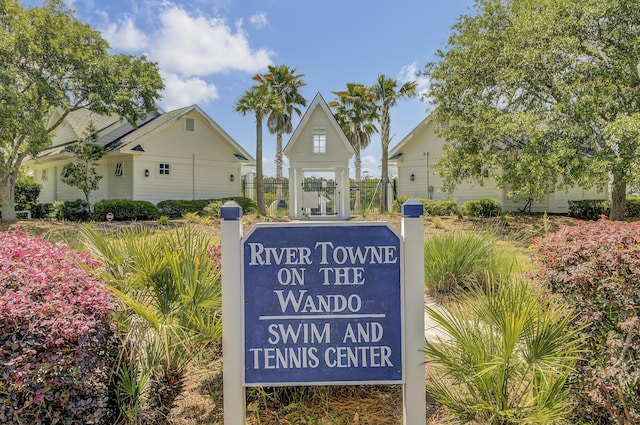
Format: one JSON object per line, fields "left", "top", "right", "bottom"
{"left": 23, "top": 0, "right": 475, "bottom": 177}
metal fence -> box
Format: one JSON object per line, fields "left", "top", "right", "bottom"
{"left": 242, "top": 178, "right": 397, "bottom": 214}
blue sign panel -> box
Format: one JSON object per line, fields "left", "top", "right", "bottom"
{"left": 243, "top": 223, "right": 403, "bottom": 386}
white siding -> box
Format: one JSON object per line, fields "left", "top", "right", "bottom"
{"left": 106, "top": 156, "right": 133, "bottom": 200}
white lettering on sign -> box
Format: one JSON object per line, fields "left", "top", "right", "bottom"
{"left": 248, "top": 243, "right": 312, "bottom": 266}
{"left": 274, "top": 290, "right": 362, "bottom": 313}
{"left": 267, "top": 323, "right": 331, "bottom": 344}
{"left": 324, "top": 346, "right": 393, "bottom": 368}
{"left": 249, "top": 347, "right": 321, "bottom": 369}
{"left": 314, "top": 242, "right": 398, "bottom": 265}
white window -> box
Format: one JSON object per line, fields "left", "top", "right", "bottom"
{"left": 41, "top": 169, "right": 48, "bottom": 182}
{"left": 115, "top": 162, "right": 123, "bottom": 177}
{"left": 185, "top": 118, "right": 195, "bottom": 132}
{"left": 159, "top": 163, "right": 171, "bottom": 175}
{"left": 313, "top": 128, "right": 326, "bottom": 154}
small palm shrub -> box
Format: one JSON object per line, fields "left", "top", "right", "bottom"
{"left": 424, "top": 231, "right": 498, "bottom": 296}
{"left": 81, "top": 225, "right": 222, "bottom": 424}
{"left": 533, "top": 218, "right": 640, "bottom": 424}
{"left": 0, "top": 230, "right": 115, "bottom": 424}
{"left": 425, "top": 278, "right": 581, "bottom": 424}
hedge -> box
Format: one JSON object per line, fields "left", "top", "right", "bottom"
{"left": 92, "top": 199, "right": 160, "bottom": 221}
{"left": 157, "top": 197, "right": 257, "bottom": 218}
{"left": 568, "top": 198, "right": 640, "bottom": 220}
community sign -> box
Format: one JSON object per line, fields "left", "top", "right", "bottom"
{"left": 242, "top": 222, "right": 403, "bottom": 386}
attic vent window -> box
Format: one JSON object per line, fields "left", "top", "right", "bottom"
{"left": 159, "top": 163, "right": 170, "bottom": 176}
{"left": 115, "top": 162, "right": 123, "bottom": 177}
{"left": 185, "top": 118, "right": 195, "bottom": 132}
{"left": 313, "top": 128, "right": 326, "bottom": 154}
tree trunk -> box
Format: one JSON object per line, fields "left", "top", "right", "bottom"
{"left": 379, "top": 106, "right": 391, "bottom": 213}
{"left": 0, "top": 173, "right": 17, "bottom": 223}
{"left": 256, "top": 118, "right": 265, "bottom": 215}
{"left": 276, "top": 132, "right": 283, "bottom": 201}
{"left": 354, "top": 147, "right": 361, "bottom": 212}
{"left": 610, "top": 170, "right": 626, "bottom": 221}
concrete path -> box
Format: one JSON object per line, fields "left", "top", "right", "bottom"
{"left": 424, "top": 296, "right": 451, "bottom": 341}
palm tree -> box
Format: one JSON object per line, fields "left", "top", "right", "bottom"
{"left": 254, "top": 65, "right": 306, "bottom": 202}
{"left": 371, "top": 75, "right": 417, "bottom": 213}
{"left": 329, "top": 83, "right": 378, "bottom": 211}
{"left": 235, "top": 84, "right": 282, "bottom": 215}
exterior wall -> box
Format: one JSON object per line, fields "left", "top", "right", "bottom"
{"left": 29, "top": 159, "right": 107, "bottom": 204}
{"left": 106, "top": 156, "right": 133, "bottom": 200}
{"left": 286, "top": 105, "right": 351, "bottom": 169}
{"left": 128, "top": 112, "right": 242, "bottom": 204}
{"left": 393, "top": 120, "right": 609, "bottom": 213}
{"left": 50, "top": 120, "right": 78, "bottom": 146}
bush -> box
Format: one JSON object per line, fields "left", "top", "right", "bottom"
{"left": 567, "top": 199, "right": 610, "bottom": 220}
{"left": 15, "top": 176, "right": 41, "bottom": 211}
{"left": 533, "top": 219, "right": 640, "bottom": 424}
{"left": 31, "top": 203, "right": 53, "bottom": 219}
{"left": 203, "top": 200, "right": 223, "bottom": 217}
{"left": 92, "top": 199, "right": 160, "bottom": 221}
{"left": 50, "top": 199, "right": 91, "bottom": 221}
{"left": 626, "top": 196, "right": 640, "bottom": 218}
{"left": 461, "top": 198, "right": 502, "bottom": 217}
{"left": 0, "top": 230, "right": 115, "bottom": 424}
{"left": 427, "top": 200, "right": 459, "bottom": 216}
{"left": 157, "top": 197, "right": 257, "bottom": 218}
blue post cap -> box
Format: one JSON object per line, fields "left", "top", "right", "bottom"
{"left": 220, "top": 201, "right": 243, "bottom": 220}
{"left": 401, "top": 198, "right": 424, "bottom": 218}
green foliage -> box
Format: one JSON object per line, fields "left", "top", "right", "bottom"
{"left": 423, "top": 231, "right": 497, "bottom": 296}
{"left": 183, "top": 211, "right": 200, "bottom": 222}
{"left": 424, "top": 0, "right": 640, "bottom": 220}
{"left": 14, "top": 176, "right": 40, "bottom": 211}
{"left": 80, "top": 225, "right": 222, "bottom": 423}
{"left": 0, "top": 0, "right": 163, "bottom": 222}
{"left": 533, "top": 219, "right": 640, "bottom": 424}
{"left": 157, "top": 197, "right": 256, "bottom": 218}
{"left": 0, "top": 230, "right": 116, "bottom": 424}
{"left": 461, "top": 198, "right": 502, "bottom": 217}
{"left": 202, "top": 200, "right": 223, "bottom": 217}
{"left": 50, "top": 199, "right": 91, "bottom": 221}
{"left": 157, "top": 215, "right": 170, "bottom": 226}
{"left": 92, "top": 199, "right": 160, "bottom": 221}
{"left": 425, "top": 278, "right": 581, "bottom": 424}
{"left": 625, "top": 196, "right": 640, "bottom": 218}
{"left": 31, "top": 203, "right": 52, "bottom": 219}
{"left": 567, "top": 199, "right": 610, "bottom": 220}
{"left": 60, "top": 125, "right": 105, "bottom": 205}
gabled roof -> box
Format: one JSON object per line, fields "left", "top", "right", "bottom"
{"left": 283, "top": 92, "right": 355, "bottom": 157}
{"left": 389, "top": 114, "right": 433, "bottom": 162}
{"left": 31, "top": 105, "right": 254, "bottom": 164}
{"left": 63, "top": 109, "right": 122, "bottom": 137}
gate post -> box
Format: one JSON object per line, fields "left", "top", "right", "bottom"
{"left": 220, "top": 201, "right": 245, "bottom": 424}
{"left": 401, "top": 198, "right": 426, "bottom": 425}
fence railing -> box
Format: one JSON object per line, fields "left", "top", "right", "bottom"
{"left": 242, "top": 179, "right": 397, "bottom": 213}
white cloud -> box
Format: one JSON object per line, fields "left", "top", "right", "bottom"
{"left": 152, "top": 6, "right": 273, "bottom": 77}
{"left": 249, "top": 12, "right": 269, "bottom": 29}
{"left": 160, "top": 73, "right": 219, "bottom": 110}
{"left": 398, "top": 62, "right": 430, "bottom": 97}
{"left": 362, "top": 155, "right": 377, "bottom": 166}
{"left": 102, "top": 17, "right": 150, "bottom": 51}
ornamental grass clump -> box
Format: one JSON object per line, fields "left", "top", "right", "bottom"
{"left": 533, "top": 218, "right": 640, "bottom": 424}
{"left": 0, "top": 230, "right": 115, "bottom": 424}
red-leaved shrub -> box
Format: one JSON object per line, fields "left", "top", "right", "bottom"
{"left": 533, "top": 219, "right": 640, "bottom": 424}
{"left": 0, "top": 230, "right": 115, "bottom": 424}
